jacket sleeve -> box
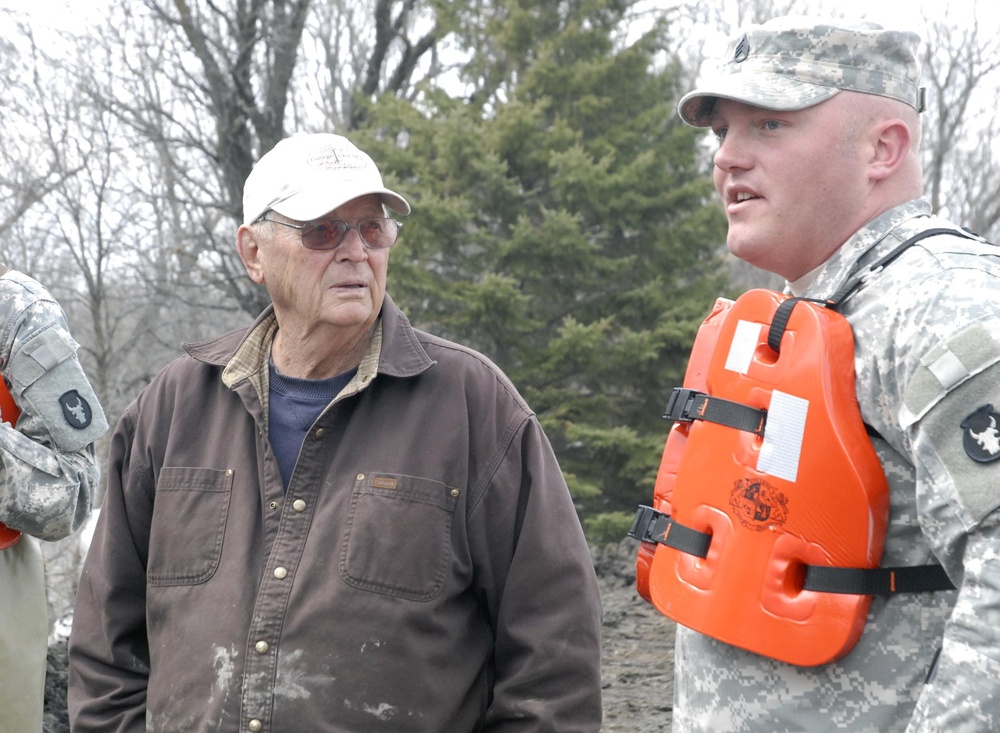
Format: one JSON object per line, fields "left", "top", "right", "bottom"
{"left": 471, "top": 415, "right": 603, "bottom": 732}
{"left": 902, "top": 341, "right": 1000, "bottom": 731}
{"left": 0, "top": 297, "right": 108, "bottom": 541}
{"left": 68, "top": 404, "right": 152, "bottom": 733}
{"left": 906, "top": 529, "right": 1000, "bottom": 731}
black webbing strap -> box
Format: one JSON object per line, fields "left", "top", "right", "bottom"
{"left": 628, "top": 505, "right": 955, "bottom": 595}
{"left": 766, "top": 228, "right": 982, "bottom": 353}
{"left": 803, "top": 563, "right": 955, "bottom": 595}
{"left": 830, "top": 227, "right": 979, "bottom": 306}
{"left": 664, "top": 387, "right": 767, "bottom": 437}
{"left": 627, "top": 505, "right": 711, "bottom": 559}
{"left": 766, "top": 296, "right": 799, "bottom": 353}
{"left": 766, "top": 296, "right": 832, "bottom": 354}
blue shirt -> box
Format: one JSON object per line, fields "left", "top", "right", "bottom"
{"left": 268, "top": 363, "right": 356, "bottom": 488}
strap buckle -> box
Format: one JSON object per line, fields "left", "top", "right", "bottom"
{"left": 628, "top": 505, "right": 666, "bottom": 543}
{"left": 664, "top": 388, "right": 705, "bottom": 422}
{"left": 628, "top": 505, "right": 712, "bottom": 559}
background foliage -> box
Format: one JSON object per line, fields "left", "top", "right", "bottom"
{"left": 2, "top": 0, "right": 1000, "bottom": 558}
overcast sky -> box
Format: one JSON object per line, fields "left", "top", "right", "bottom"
{"left": 5, "top": 0, "right": 994, "bottom": 33}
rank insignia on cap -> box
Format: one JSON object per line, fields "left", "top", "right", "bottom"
{"left": 59, "top": 390, "right": 93, "bottom": 430}
{"left": 734, "top": 34, "right": 750, "bottom": 63}
{"left": 960, "top": 404, "right": 1000, "bottom": 462}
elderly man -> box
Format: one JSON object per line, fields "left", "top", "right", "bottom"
{"left": 638, "top": 15, "right": 1000, "bottom": 733}
{"left": 68, "top": 132, "right": 603, "bottom": 732}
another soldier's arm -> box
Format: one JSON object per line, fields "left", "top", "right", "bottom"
{"left": 0, "top": 432, "right": 101, "bottom": 541}
{"left": 0, "top": 295, "right": 108, "bottom": 541}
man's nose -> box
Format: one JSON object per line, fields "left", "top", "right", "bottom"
{"left": 713, "top": 132, "right": 748, "bottom": 172}
{"left": 335, "top": 227, "right": 369, "bottom": 261}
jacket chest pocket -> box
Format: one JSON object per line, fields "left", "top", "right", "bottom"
{"left": 147, "top": 466, "right": 234, "bottom": 586}
{"left": 339, "top": 473, "right": 459, "bottom": 601}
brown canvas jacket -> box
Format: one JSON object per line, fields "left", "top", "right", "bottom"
{"left": 68, "top": 294, "right": 603, "bottom": 732}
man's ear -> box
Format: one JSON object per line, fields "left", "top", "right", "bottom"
{"left": 236, "top": 225, "right": 266, "bottom": 285}
{"left": 869, "top": 119, "right": 911, "bottom": 181}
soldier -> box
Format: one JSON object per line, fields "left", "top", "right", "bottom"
{"left": 665, "top": 15, "right": 1000, "bottom": 732}
{"left": 0, "top": 268, "right": 107, "bottom": 733}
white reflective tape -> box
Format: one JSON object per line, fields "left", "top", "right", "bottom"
{"left": 726, "top": 320, "right": 762, "bottom": 375}
{"left": 757, "top": 390, "right": 809, "bottom": 483}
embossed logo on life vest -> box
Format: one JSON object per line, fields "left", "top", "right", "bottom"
{"left": 730, "top": 478, "right": 788, "bottom": 531}
{"left": 960, "top": 404, "right": 1000, "bottom": 463}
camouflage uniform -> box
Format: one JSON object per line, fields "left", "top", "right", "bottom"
{"left": 0, "top": 269, "right": 107, "bottom": 733}
{"left": 674, "top": 199, "right": 1000, "bottom": 732}
{"left": 668, "top": 16, "right": 1000, "bottom": 733}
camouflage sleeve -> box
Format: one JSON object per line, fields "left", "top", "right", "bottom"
{"left": 907, "top": 529, "right": 1000, "bottom": 731}
{"left": 899, "top": 317, "right": 1000, "bottom": 731}
{"left": 0, "top": 275, "right": 109, "bottom": 541}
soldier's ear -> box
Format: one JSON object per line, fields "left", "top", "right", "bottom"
{"left": 868, "top": 119, "right": 910, "bottom": 182}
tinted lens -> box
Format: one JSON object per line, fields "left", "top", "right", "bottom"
{"left": 300, "top": 219, "right": 399, "bottom": 250}
{"left": 301, "top": 221, "right": 349, "bottom": 250}
{"left": 357, "top": 218, "right": 398, "bottom": 249}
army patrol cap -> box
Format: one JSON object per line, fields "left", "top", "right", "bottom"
{"left": 678, "top": 16, "right": 925, "bottom": 127}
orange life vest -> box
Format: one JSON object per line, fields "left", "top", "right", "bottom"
{"left": 631, "top": 289, "right": 953, "bottom": 666}
{"left": 0, "top": 378, "right": 22, "bottom": 549}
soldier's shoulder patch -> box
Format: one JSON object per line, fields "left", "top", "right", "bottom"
{"left": 59, "top": 389, "right": 93, "bottom": 430}
{"left": 960, "top": 404, "right": 1000, "bottom": 463}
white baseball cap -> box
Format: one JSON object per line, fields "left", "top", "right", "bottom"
{"left": 242, "top": 133, "right": 411, "bottom": 225}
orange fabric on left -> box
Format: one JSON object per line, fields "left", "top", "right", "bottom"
{"left": 0, "top": 379, "right": 22, "bottom": 549}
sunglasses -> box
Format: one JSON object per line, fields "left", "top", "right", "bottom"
{"left": 258, "top": 213, "right": 402, "bottom": 250}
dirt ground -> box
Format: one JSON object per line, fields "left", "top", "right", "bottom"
{"left": 43, "top": 539, "right": 677, "bottom": 732}
{"left": 594, "top": 539, "right": 677, "bottom": 732}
